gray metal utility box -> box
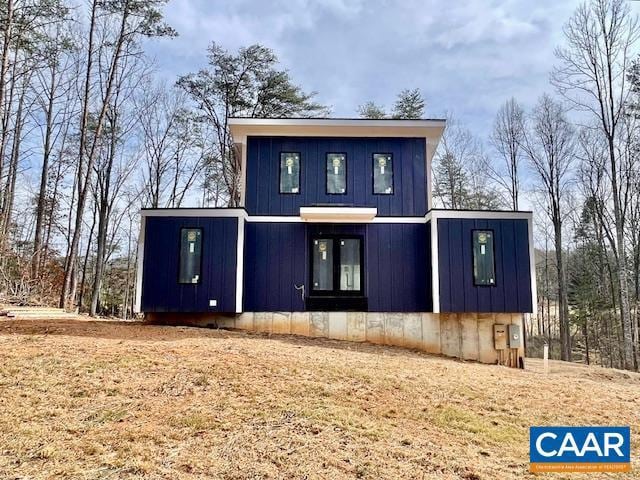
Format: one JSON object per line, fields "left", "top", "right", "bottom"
{"left": 508, "top": 324, "right": 521, "bottom": 348}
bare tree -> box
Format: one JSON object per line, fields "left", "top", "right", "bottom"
{"left": 552, "top": 0, "right": 638, "bottom": 368}
{"left": 433, "top": 115, "right": 504, "bottom": 210}
{"left": 487, "top": 98, "right": 525, "bottom": 210}
{"left": 31, "top": 17, "right": 77, "bottom": 277}
{"left": 137, "top": 82, "right": 202, "bottom": 208}
{"left": 89, "top": 50, "right": 145, "bottom": 316}
{"left": 59, "top": 0, "right": 175, "bottom": 309}
{"left": 521, "top": 94, "right": 575, "bottom": 361}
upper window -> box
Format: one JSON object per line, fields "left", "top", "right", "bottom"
{"left": 473, "top": 230, "right": 495, "bottom": 286}
{"left": 373, "top": 153, "right": 393, "bottom": 194}
{"left": 280, "top": 152, "right": 300, "bottom": 194}
{"left": 326, "top": 153, "right": 346, "bottom": 194}
{"left": 179, "top": 228, "right": 202, "bottom": 284}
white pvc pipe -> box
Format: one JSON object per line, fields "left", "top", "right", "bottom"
{"left": 543, "top": 343, "right": 549, "bottom": 375}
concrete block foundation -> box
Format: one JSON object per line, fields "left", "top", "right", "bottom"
{"left": 145, "top": 311, "right": 526, "bottom": 366}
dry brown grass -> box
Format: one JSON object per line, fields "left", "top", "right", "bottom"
{"left": 0, "top": 319, "right": 639, "bottom": 479}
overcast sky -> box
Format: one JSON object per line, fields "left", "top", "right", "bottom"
{"left": 144, "top": 0, "right": 598, "bottom": 139}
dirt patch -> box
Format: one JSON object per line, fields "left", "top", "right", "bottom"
{"left": 0, "top": 319, "right": 639, "bottom": 479}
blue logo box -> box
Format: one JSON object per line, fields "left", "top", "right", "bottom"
{"left": 530, "top": 426, "right": 631, "bottom": 473}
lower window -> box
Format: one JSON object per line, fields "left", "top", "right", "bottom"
{"left": 473, "top": 230, "right": 495, "bottom": 286}
{"left": 179, "top": 228, "right": 202, "bottom": 284}
{"left": 311, "top": 236, "right": 363, "bottom": 296}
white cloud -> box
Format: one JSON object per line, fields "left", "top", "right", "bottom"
{"left": 147, "top": 0, "right": 585, "bottom": 137}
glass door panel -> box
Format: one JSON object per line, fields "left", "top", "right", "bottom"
{"left": 312, "top": 239, "right": 333, "bottom": 291}
{"left": 339, "top": 239, "right": 361, "bottom": 291}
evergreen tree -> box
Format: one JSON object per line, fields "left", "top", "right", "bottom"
{"left": 357, "top": 101, "right": 386, "bottom": 119}
{"left": 177, "top": 43, "right": 328, "bottom": 206}
{"left": 391, "top": 88, "right": 425, "bottom": 119}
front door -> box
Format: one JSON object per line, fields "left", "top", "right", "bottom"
{"left": 307, "top": 235, "right": 367, "bottom": 311}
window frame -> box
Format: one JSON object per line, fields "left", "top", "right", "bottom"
{"left": 178, "top": 227, "right": 204, "bottom": 285}
{"left": 372, "top": 152, "right": 394, "bottom": 195}
{"left": 309, "top": 235, "right": 365, "bottom": 297}
{"left": 471, "top": 229, "right": 497, "bottom": 287}
{"left": 279, "top": 151, "right": 302, "bottom": 195}
{"left": 325, "top": 152, "right": 348, "bottom": 195}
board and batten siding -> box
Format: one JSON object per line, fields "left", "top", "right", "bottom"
{"left": 243, "top": 222, "right": 307, "bottom": 312}
{"left": 245, "top": 136, "right": 427, "bottom": 216}
{"left": 242, "top": 222, "right": 429, "bottom": 312}
{"left": 141, "top": 216, "right": 238, "bottom": 313}
{"left": 437, "top": 218, "right": 532, "bottom": 313}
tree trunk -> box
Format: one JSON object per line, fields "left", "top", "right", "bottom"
{"left": 60, "top": 1, "right": 130, "bottom": 309}
{"left": 0, "top": 0, "right": 14, "bottom": 190}
{"left": 60, "top": 0, "right": 98, "bottom": 308}
{"left": 33, "top": 63, "right": 57, "bottom": 278}
{"left": 42, "top": 153, "right": 64, "bottom": 268}
{"left": 78, "top": 201, "right": 97, "bottom": 311}
{"left": 1, "top": 75, "right": 27, "bottom": 244}
{"left": 554, "top": 219, "right": 571, "bottom": 362}
{"left": 606, "top": 134, "right": 634, "bottom": 369}
{"left": 122, "top": 214, "right": 133, "bottom": 320}
{"left": 89, "top": 201, "right": 108, "bottom": 316}
{"left": 584, "top": 315, "right": 590, "bottom": 366}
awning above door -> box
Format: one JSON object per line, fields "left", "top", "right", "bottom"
{"left": 299, "top": 206, "right": 378, "bottom": 223}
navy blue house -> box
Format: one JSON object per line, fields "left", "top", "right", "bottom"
{"left": 135, "top": 118, "right": 536, "bottom": 365}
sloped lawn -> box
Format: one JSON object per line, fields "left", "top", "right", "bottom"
{"left": 0, "top": 319, "right": 638, "bottom": 479}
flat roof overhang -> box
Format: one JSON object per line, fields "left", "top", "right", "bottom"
{"left": 299, "top": 206, "right": 377, "bottom": 223}
{"left": 228, "top": 117, "right": 446, "bottom": 163}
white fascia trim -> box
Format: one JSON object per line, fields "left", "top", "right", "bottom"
{"left": 235, "top": 218, "right": 245, "bottom": 313}
{"left": 236, "top": 139, "right": 247, "bottom": 207}
{"left": 429, "top": 215, "right": 440, "bottom": 313}
{"left": 371, "top": 217, "right": 425, "bottom": 224}
{"left": 248, "top": 216, "right": 302, "bottom": 222}
{"left": 140, "top": 208, "right": 248, "bottom": 219}
{"left": 228, "top": 117, "right": 446, "bottom": 129}
{"left": 528, "top": 216, "right": 538, "bottom": 315}
{"left": 140, "top": 209, "right": 533, "bottom": 222}
{"left": 426, "top": 142, "right": 432, "bottom": 212}
{"left": 246, "top": 215, "right": 426, "bottom": 223}
{"left": 429, "top": 210, "right": 533, "bottom": 221}
{"left": 300, "top": 206, "right": 377, "bottom": 223}
{"left": 133, "top": 215, "right": 146, "bottom": 313}
{"left": 228, "top": 119, "right": 446, "bottom": 142}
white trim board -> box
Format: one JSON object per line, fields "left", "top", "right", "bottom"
{"left": 140, "top": 208, "right": 431, "bottom": 224}
{"left": 228, "top": 123, "right": 445, "bottom": 145}
{"left": 141, "top": 208, "right": 248, "bottom": 219}
{"left": 300, "top": 206, "right": 377, "bottom": 223}
{"left": 235, "top": 219, "right": 245, "bottom": 313}
{"left": 429, "top": 216, "right": 440, "bottom": 313}
{"left": 133, "top": 215, "right": 146, "bottom": 313}
{"left": 428, "top": 210, "right": 533, "bottom": 221}
{"left": 228, "top": 117, "right": 446, "bottom": 129}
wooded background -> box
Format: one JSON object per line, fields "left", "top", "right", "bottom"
{"left": 0, "top": 0, "right": 639, "bottom": 371}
